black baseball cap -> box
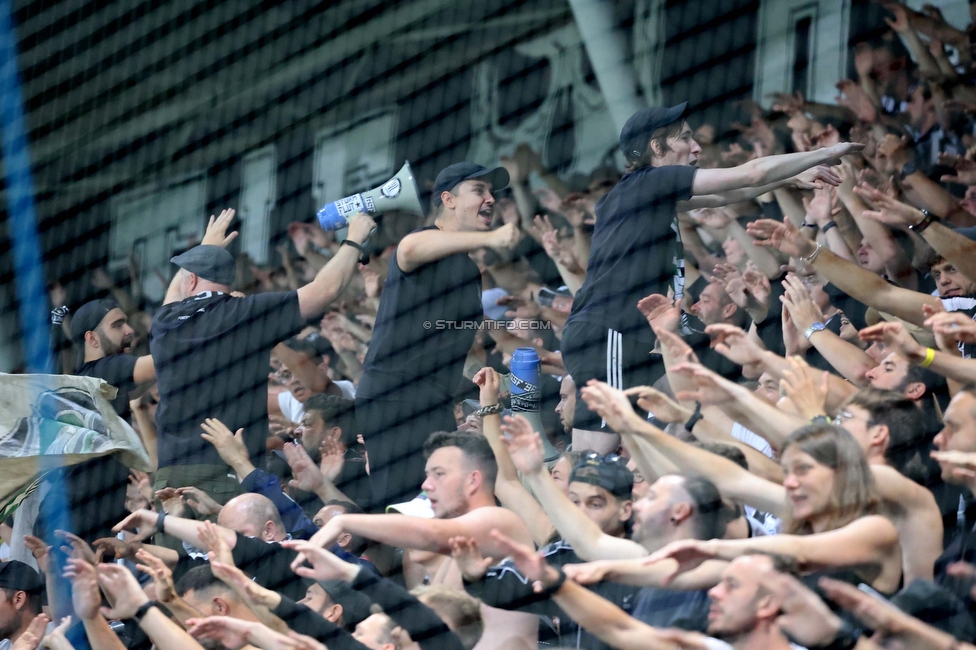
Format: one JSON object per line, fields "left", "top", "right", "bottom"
{"left": 619, "top": 102, "right": 689, "bottom": 161}
{"left": 571, "top": 452, "right": 634, "bottom": 499}
{"left": 171, "top": 245, "right": 236, "bottom": 286}
{"left": 0, "top": 560, "right": 44, "bottom": 594}
{"left": 70, "top": 298, "right": 120, "bottom": 344}
{"left": 431, "top": 163, "right": 509, "bottom": 206}
{"left": 320, "top": 579, "right": 372, "bottom": 629}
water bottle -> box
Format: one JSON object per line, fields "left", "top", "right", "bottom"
{"left": 509, "top": 347, "right": 560, "bottom": 461}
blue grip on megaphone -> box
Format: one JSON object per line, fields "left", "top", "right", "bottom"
{"left": 317, "top": 202, "right": 347, "bottom": 231}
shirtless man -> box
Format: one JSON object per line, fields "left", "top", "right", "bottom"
{"left": 297, "top": 429, "right": 539, "bottom": 650}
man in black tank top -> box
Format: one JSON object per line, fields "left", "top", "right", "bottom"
{"left": 356, "top": 162, "right": 518, "bottom": 511}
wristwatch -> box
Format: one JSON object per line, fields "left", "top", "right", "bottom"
{"left": 908, "top": 208, "right": 936, "bottom": 233}
{"left": 804, "top": 322, "right": 826, "bottom": 340}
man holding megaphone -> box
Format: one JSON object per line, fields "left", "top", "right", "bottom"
{"left": 356, "top": 162, "right": 519, "bottom": 511}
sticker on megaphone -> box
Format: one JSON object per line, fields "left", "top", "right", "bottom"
{"left": 317, "top": 161, "right": 424, "bottom": 232}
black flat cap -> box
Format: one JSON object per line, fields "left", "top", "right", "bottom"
{"left": 432, "top": 163, "right": 509, "bottom": 206}
{"left": 619, "top": 102, "right": 689, "bottom": 161}
{"left": 171, "top": 245, "right": 236, "bottom": 286}
{"left": 0, "top": 560, "right": 44, "bottom": 593}
{"left": 70, "top": 297, "right": 120, "bottom": 344}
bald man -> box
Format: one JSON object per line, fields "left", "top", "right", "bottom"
{"left": 118, "top": 494, "right": 310, "bottom": 601}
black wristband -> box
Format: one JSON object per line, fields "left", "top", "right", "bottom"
{"left": 820, "top": 220, "right": 838, "bottom": 234}
{"left": 807, "top": 619, "right": 861, "bottom": 650}
{"left": 340, "top": 238, "right": 369, "bottom": 263}
{"left": 909, "top": 209, "right": 936, "bottom": 234}
{"left": 155, "top": 511, "right": 166, "bottom": 534}
{"left": 683, "top": 402, "right": 703, "bottom": 432}
{"left": 132, "top": 600, "right": 157, "bottom": 622}
{"left": 540, "top": 568, "right": 567, "bottom": 596}
{"left": 801, "top": 221, "right": 817, "bottom": 229}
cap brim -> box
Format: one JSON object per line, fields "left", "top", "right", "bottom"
{"left": 468, "top": 166, "right": 510, "bottom": 192}
{"left": 386, "top": 495, "right": 434, "bottom": 518}
{"left": 661, "top": 101, "right": 689, "bottom": 128}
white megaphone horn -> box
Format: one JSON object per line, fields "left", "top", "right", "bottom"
{"left": 317, "top": 161, "right": 424, "bottom": 232}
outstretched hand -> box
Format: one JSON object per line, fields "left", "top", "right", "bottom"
{"left": 449, "top": 536, "right": 493, "bottom": 582}
{"left": 201, "top": 209, "right": 239, "bottom": 248}
{"left": 579, "top": 381, "right": 644, "bottom": 433}
{"left": 499, "top": 414, "right": 546, "bottom": 475}
{"left": 746, "top": 219, "right": 817, "bottom": 259}
{"left": 642, "top": 539, "right": 718, "bottom": 585}
{"left": 489, "top": 529, "right": 560, "bottom": 593}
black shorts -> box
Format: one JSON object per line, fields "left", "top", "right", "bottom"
{"left": 561, "top": 319, "right": 665, "bottom": 432}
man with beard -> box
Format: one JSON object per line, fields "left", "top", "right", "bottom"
{"left": 488, "top": 532, "right": 844, "bottom": 650}
{"left": 71, "top": 297, "right": 155, "bottom": 421}
{"left": 355, "top": 162, "right": 518, "bottom": 510}
{"left": 44, "top": 298, "right": 158, "bottom": 543}
{"left": 0, "top": 561, "right": 47, "bottom": 650}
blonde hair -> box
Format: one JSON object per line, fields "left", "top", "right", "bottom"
{"left": 781, "top": 423, "right": 880, "bottom": 535}
{"left": 411, "top": 584, "right": 484, "bottom": 650}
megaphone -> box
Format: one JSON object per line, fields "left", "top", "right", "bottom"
{"left": 317, "top": 161, "right": 424, "bottom": 231}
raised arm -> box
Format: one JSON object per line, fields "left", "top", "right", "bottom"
{"left": 397, "top": 223, "right": 518, "bottom": 273}
{"left": 488, "top": 531, "right": 687, "bottom": 650}
{"left": 580, "top": 381, "right": 788, "bottom": 517}
{"left": 747, "top": 218, "right": 941, "bottom": 327}
{"left": 648, "top": 515, "right": 901, "bottom": 592}
{"left": 686, "top": 143, "right": 861, "bottom": 196}
{"left": 674, "top": 359, "right": 805, "bottom": 452}
{"left": 855, "top": 183, "right": 976, "bottom": 285}
{"left": 498, "top": 414, "right": 648, "bottom": 560}
{"left": 305, "top": 505, "right": 534, "bottom": 563}
{"left": 114, "top": 508, "right": 238, "bottom": 552}
{"left": 297, "top": 214, "right": 376, "bottom": 319}
{"left": 860, "top": 319, "right": 975, "bottom": 384}
{"left": 625, "top": 388, "right": 784, "bottom": 483}
{"left": 473, "top": 368, "right": 556, "bottom": 547}
{"left": 273, "top": 343, "right": 330, "bottom": 395}
{"left": 97, "top": 563, "right": 207, "bottom": 650}
{"left": 835, "top": 162, "right": 915, "bottom": 288}
{"left": 780, "top": 275, "right": 878, "bottom": 385}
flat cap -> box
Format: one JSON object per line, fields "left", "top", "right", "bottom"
{"left": 171, "top": 245, "right": 236, "bottom": 286}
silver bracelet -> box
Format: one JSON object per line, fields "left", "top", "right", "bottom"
{"left": 800, "top": 243, "right": 823, "bottom": 264}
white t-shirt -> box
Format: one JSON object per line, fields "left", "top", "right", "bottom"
{"left": 277, "top": 382, "right": 357, "bottom": 424}
{"left": 731, "top": 422, "right": 774, "bottom": 458}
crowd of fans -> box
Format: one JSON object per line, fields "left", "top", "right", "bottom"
{"left": 15, "top": 1, "right": 976, "bottom": 649}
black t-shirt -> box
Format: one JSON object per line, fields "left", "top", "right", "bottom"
{"left": 150, "top": 291, "right": 305, "bottom": 468}
{"left": 76, "top": 354, "right": 139, "bottom": 421}
{"left": 358, "top": 227, "right": 483, "bottom": 404}
{"left": 568, "top": 164, "right": 698, "bottom": 342}
{"left": 231, "top": 533, "right": 313, "bottom": 603}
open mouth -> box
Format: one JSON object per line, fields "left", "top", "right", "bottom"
{"left": 944, "top": 289, "right": 962, "bottom": 298}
